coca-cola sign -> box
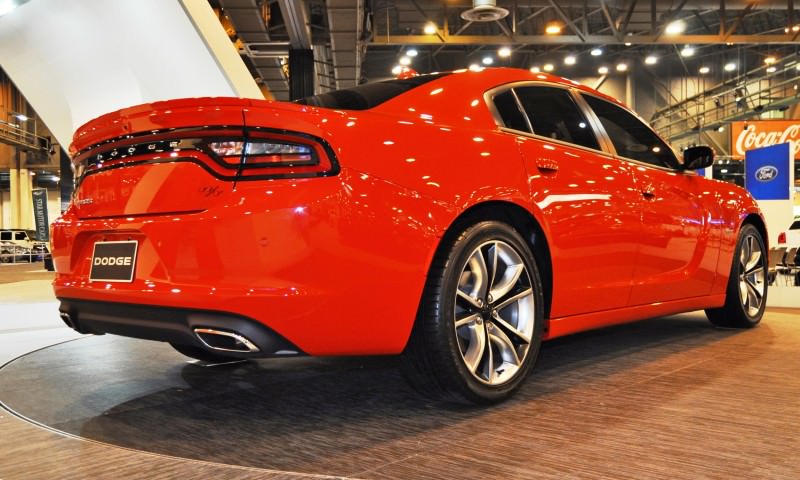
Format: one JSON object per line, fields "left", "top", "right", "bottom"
{"left": 731, "top": 121, "right": 800, "bottom": 159}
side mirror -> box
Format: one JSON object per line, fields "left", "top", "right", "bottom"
{"left": 682, "top": 145, "right": 714, "bottom": 170}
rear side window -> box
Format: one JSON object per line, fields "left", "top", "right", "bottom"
{"left": 493, "top": 90, "right": 530, "bottom": 132}
{"left": 514, "top": 86, "right": 600, "bottom": 150}
{"left": 0, "top": 232, "right": 9, "bottom": 241}
{"left": 15, "top": 232, "right": 26, "bottom": 240}
{"left": 295, "top": 73, "right": 450, "bottom": 110}
{"left": 583, "top": 94, "right": 679, "bottom": 169}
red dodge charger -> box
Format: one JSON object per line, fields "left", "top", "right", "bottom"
{"left": 52, "top": 68, "right": 767, "bottom": 403}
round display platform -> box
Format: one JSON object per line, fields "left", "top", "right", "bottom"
{"left": 1, "top": 312, "right": 790, "bottom": 479}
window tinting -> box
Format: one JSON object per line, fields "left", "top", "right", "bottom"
{"left": 514, "top": 86, "right": 600, "bottom": 150}
{"left": 583, "top": 94, "right": 679, "bottom": 169}
{"left": 295, "top": 73, "right": 450, "bottom": 110}
{"left": 493, "top": 90, "right": 530, "bottom": 132}
{"left": 0, "top": 232, "right": 9, "bottom": 241}
{"left": 15, "top": 232, "right": 25, "bottom": 240}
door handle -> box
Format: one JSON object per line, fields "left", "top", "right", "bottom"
{"left": 536, "top": 157, "right": 559, "bottom": 172}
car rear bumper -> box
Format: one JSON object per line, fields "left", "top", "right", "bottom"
{"left": 58, "top": 298, "right": 302, "bottom": 358}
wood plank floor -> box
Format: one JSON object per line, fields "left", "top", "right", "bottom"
{"left": 1, "top": 308, "right": 799, "bottom": 479}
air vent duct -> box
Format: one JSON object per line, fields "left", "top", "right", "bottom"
{"left": 460, "top": 0, "right": 509, "bottom": 22}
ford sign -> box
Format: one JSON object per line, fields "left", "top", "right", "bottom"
{"left": 755, "top": 165, "right": 778, "bottom": 182}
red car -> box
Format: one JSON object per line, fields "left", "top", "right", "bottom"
{"left": 52, "top": 68, "right": 767, "bottom": 404}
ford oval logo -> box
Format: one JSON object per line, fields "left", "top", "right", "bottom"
{"left": 755, "top": 165, "right": 778, "bottom": 182}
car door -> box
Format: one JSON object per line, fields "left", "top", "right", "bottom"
{"left": 490, "top": 85, "right": 642, "bottom": 317}
{"left": 580, "top": 93, "right": 719, "bottom": 305}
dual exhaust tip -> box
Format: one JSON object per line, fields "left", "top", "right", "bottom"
{"left": 193, "top": 328, "right": 260, "bottom": 354}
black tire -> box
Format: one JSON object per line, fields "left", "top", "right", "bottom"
{"left": 705, "top": 224, "right": 767, "bottom": 328}
{"left": 170, "top": 343, "right": 243, "bottom": 363}
{"left": 401, "top": 220, "right": 545, "bottom": 404}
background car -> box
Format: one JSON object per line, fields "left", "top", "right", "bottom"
{"left": 0, "top": 240, "right": 36, "bottom": 263}
{"left": 51, "top": 68, "right": 767, "bottom": 404}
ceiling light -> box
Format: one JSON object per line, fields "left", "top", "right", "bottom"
{"left": 498, "top": 46, "right": 511, "bottom": 58}
{"left": 406, "top": 48, "right": 418, "bottom": 57}
{"left": 766, "top": 66, "right": 777, "bottom": 73}
{"left": 717, "top": 126, "right": 725, "bottom": 133}
{"left": 624, "top": 42, "right": 632, "bottom": 46}
{"left": 545, "top": 22, "right": 562, "bottom": 34}
{"left": 399, "top": 56, "right": 411, "bottom": 66}
{"left": 665, "top": 20, "right": 686, "bottom": 35}
{"left": 616, "top": 63, "right": 628, "bottom": 72}
{"left": 793, "top": 25, "right": 800, "bottom": 32}
{"left": 530, "top": 66, "right": 541, "bottom": 73}
{"left": 764, "top": 56, "right": 776, "bottom": 64}
{"left": 598, "top": 66, "right": 609, "bottom": 74}
{"left": 482, "top": 56, "right": 494, "bottom": 65}
{"left": 564, "top": 55, "right": 576, "bottom": 65}
{"left": 14, "top": 113, "right": 28, "bottom": 121}
{"left": 590, "top": 48, "right": 602, "bottom": 56}
{"left": 391, "top": 65, "right": 403, "bottom": 75}
{"left": 423, "top": 22, "right": 437, "bottom": 35}
{"left": 724, "top": 62, "right": 736, "bottom": 72}
{"left": 699, "top": 66, "right": 710, "bottom": 74}
{"left": 468, "top": 63, "right": 481, "bottom": 71}
{"left": 645, "top": 55, "right": 658, "bottom": 65}
{"left": 543, "top": 63, "right": 554, "bottom": 72}
{"left": 680, "top": 46, "right": 695, "bottom": 57}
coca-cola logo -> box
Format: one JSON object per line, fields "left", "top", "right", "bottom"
{"left": 755, "top": 165, "right": 778, "bottom": 182}
{"left": 735, "top": 123, "right": 800, "bottom": 157}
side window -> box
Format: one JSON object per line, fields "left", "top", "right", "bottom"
{"left": 514, "top": 86, "right": 600, "bottom": 150}
{"left": 15, "top": 232, "right": 26, "bottom": 240}
{"left": 493, "top": 90, "right": 530, "bottom": 133}
{"left": 1, "top": 232, "right": 10, "bottom": 241}
{"left": 583, "top": 94, "right": 679, "bottom": 169}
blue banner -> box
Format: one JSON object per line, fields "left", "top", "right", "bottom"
{"left": 31, "top": 188, "right": 50, "bottom": 242}
{"left": 744, "top": 142, "right": 791, "bottom": 200}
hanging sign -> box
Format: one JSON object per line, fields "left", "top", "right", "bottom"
{"left": 731, "top": 120, "right": 800, "bottom": 159}
{"left": 31, "top": 188, "right": 50, "bottom": 242}
{"left": 744, "top": 142, "right": 791, "bottom": 200}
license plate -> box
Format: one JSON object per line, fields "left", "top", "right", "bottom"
{"left": 89, "top": 241, "right": 138, "bottom": 283}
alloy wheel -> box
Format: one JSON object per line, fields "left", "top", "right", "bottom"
{"left": 738, "top": 232, "right": 766, "bottom": 317}
{"left": 454, "top": 240, "right": 535, "bottom": 385}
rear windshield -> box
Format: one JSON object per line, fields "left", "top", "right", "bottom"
{"left": 295, "top": 73, "right": 450, "bottom": 110}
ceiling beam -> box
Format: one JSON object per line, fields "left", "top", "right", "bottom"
{"left": 370, "top": 34, "right": 800, "bottom": 46}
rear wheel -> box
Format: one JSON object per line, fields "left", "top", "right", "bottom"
{"left": 401, "top": 221, "right": 544, "bottom": 404}
{"left": 170, "top": 343, "right": 243, "bottom": 363}
{"left": 705, "top": 224, "right": 767, "bottom": 328}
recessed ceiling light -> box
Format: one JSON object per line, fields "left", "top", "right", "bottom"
{"left": 498, "top": 46, "right": 511, "bottom": 58}
{"left": 699, "top": 66, "right": 710, "bottom": 74}
{"left": 624, "top": 42, "right": 632, "bottom": 46}
{"left": 793, "top": 25, "right": 800, "bottom": 32}
{"left": 545, "top": 22, "right": 562, "bottom": 34}
{"left": 482, "top": 56, "right": 494, "bottom": 65}
{"left": 543, "top": 63, "right": 554, "bottom": 72}
{"left": 399, "top": 56, "right": 411, "bottom": 66}
{"left": 681, "top": 46, "right": 695, "bottom": 57}
{"left": 423, "top": 22, "right": 437, "bottom": 35}
{"left": 406, "top": 48, "right": 418, "bottom": 57}
{"left": 724, "top": 62, "right": 736, "bottom": 71}
{"left": 764, "top": 56, "right": 777, "bottom": 64}
{"left": 665, "top": 20, "right": 686, "bottom": 35}
{"left": 591, "top": 48, "right": 602, "bottom": 56}
{"left": 468, "top": 63, "right": 481, "bottom": 71}
{"left": 645, "top": 55, "right": 658, "bottom": 65}
{"left": 391, "top": 65, "right": 403, "bottom": 75}
{"left": 598, "top": 66, "right": 609, "bottom": 74}
{"left": 564, "top": 55, "right": 576, "bottom": 65}
{"left": 530, "top": 66, "right": 541, "bottom": 73}
{"left": 717, "top": 126, "right": 725, "bottom": 132}
{"left": 616, "top": 63, "right": 628, "bottom": 72}
{"left": 766, "top": 66, "right": 777, "bottom": 73}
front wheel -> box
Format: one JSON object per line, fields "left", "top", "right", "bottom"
{"left": 705, "top": 224, "right": 767, "bottom": 328}
{"left": 401, "top": 221, "right": 545, "bottom": 404}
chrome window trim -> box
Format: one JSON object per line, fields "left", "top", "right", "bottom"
{"left": 484, "top": 81, "right": 609, "bottom": 157}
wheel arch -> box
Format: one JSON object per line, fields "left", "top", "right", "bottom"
{"left": 431, "top": 200, "right": 554, "bottom": 321}
{"left": 742, "top": 212, "right": 768, "bottom": 249}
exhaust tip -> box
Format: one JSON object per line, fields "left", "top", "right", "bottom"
{"left": 193, "top": 328, "right": 260, "bottom": 353}
{"left": 60, "top": 312, "right": 75, "bottom": 329}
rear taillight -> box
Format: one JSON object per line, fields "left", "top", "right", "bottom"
{"left": 778, "top": 232, "right": 786, "bottom": 244}
{"left": 206, "top": 140, "right": 316, "bottom": 166}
